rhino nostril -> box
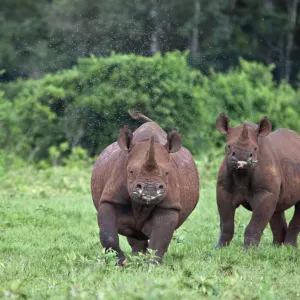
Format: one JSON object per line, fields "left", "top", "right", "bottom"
{"left": 158, "top": 185, "right": 163, "bottom": 190}
{"left": 249, "top": 153, "right": 253, "bottom": 157}
{"left": 136, "top": 184, "right": 142, "bottom": 190}
{"left": 232, "top": 152, "right": 235, "bottom": 156}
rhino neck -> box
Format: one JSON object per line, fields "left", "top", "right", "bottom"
{"left": 131, "top": 201, "right": 156, "bottom": 231}
{"left": 231, "top": 168, "right": 253, "bottom": 189}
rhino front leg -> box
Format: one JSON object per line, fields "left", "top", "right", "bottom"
{"left": 98, "top": 202, "right": 125, "bottom": 266}
{"left": 145, "top": 208, "right": 178, "bottom": 263}
{"left": 244, "top": 192, "right": 277, "bottom": 248}
{"left": 216, "top": 188, "right": 235, "bottom": 247}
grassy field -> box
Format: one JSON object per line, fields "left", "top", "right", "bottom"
{"left": 1, "top": 162, "right": 300, "bottom": 299}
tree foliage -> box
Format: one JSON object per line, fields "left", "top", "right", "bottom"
{"left": 1, "top": 0, "right": 300, "bottom": 82}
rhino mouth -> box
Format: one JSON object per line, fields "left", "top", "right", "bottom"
{"left": 234, "top": 159, "right": 258, "bottom": 169}
{"left": 132, "top": 188, "right": 164, "bottom": 205}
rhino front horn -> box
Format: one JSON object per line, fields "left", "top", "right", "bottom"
{"left": 143, "top": 136, "right": 158, "bottom": 170}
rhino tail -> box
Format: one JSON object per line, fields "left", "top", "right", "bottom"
{"left": 128, "top": 110, "right": 153, "bottom": 122}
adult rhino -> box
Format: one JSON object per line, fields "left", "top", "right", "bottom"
{"left": 216, "top": 112, "right": 300, "bottom": 249}
{"left": 91, "top": 111, "right": 199, "bottom": 265}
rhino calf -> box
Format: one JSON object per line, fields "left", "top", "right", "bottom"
{"left": 91, "top": 111, "right": 199, "bottom": 265}
{"left": 216, "top": 112, "right": 300, "bottom": 249}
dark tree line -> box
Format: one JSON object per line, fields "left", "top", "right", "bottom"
{"left": 1, "top": 0, "right": 300, "bottom": 82}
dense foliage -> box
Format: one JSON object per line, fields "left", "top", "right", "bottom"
{"left": 1, "top": 52, "right": 299, "bottom": 164}
{"left": 1, "top": 0, "right": 300, "bottom": 83}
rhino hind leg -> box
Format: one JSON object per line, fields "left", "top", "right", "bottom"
{"left": 284, "top": 202, "right": 300, "bottom": 247}
{"left": 269, "top": 211, "right": 287, "bottom": 245}
{"left": 127, "top": 237, "right": 148, "bottom": 254}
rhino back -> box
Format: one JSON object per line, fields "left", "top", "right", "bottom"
{"left": 259, "top": 128, "right": 300, "bottom": 206}
{"left": 265, "top": 129, "right": 300, "bottom": 164}
{"left": 133, "top": 122, "right": 167, "bottom": 145}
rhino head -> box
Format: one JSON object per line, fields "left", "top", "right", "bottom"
{"left": 117, "top": 126, "right": 182, "bottom": 204}
{"left": 216, "top": 113, "right": 272, "bottom": 171}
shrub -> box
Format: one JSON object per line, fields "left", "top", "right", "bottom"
{"left": 196, "top": 58, "right": 300, "bottom": 149}
{"left": 1, "top": 52, "right": 203, "bottom": 161}
{"left": 1, "top": 53, "right": 300, "bottom": 164}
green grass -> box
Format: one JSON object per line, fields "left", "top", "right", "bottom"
{"left": 1, "top": 163, "right": 300, "bottom": 299}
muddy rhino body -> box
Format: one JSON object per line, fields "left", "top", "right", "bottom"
{"left": 216, "top": 113, "right": 300, "bottom": 248}
{"left": 91, "top": 112, "right": 199, "bottom": 264}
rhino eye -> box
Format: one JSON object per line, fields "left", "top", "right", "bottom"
{"left": 254, "top": 147, "right": 257, "bottom": 151}
{"left": 130, "top": 170, "right": 133, "bottom": 174}
{"left": 227, "top": 145, "right": 231, "bottom": 149}
{"left": 166, "top": 172, "right": 169, "bottom": 176}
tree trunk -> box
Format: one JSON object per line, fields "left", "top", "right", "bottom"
{"left": 150, "top": 0, "right": 160, "bottom": 55}
{"left": 284, "top": 0, "right": 299, "bottom": 82}
{"left": 263, "top": 0, "right": 274, "bottom": 11}
{"left": 191, "top": 0, "right": 201, "bottom": 57}
{"left": 279, "top": 35, "right": 285, "bottom": 79}
{"left": 263, "top": 0, "right": 275, "bottom": 65}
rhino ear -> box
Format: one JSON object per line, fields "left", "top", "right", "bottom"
{"left": 216, "top": 112, "right": 230, "bottom": 134}
{"left": 257, "top": 116, "right": 272, "bottom": 137}
{"left": 165, "top": 129, "right": 182, "bottom": 153}
{"left": 118, "top": 126, "right": 133, "bottom": 151}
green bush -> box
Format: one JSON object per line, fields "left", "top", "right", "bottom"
{"left": 1, "top": 53, "right": 300, "bottom": 164}
{"left": 1, "top": 52, "right": 203, "bottom": 161}
{"left": 0, "top": 82, "right": 56, "bottom": 159}
{"left": 196, "top": 59, "right": 300, "bottom": 148}
{"left": 0, "top": 150, "right": 25, "bottom": 177}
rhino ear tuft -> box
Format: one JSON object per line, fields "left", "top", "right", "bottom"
{"left": 165, "top": 129, "right": 182, "bottom": 153}
{"left": 118, "top": 125, "right": 133, "bottom": 151}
